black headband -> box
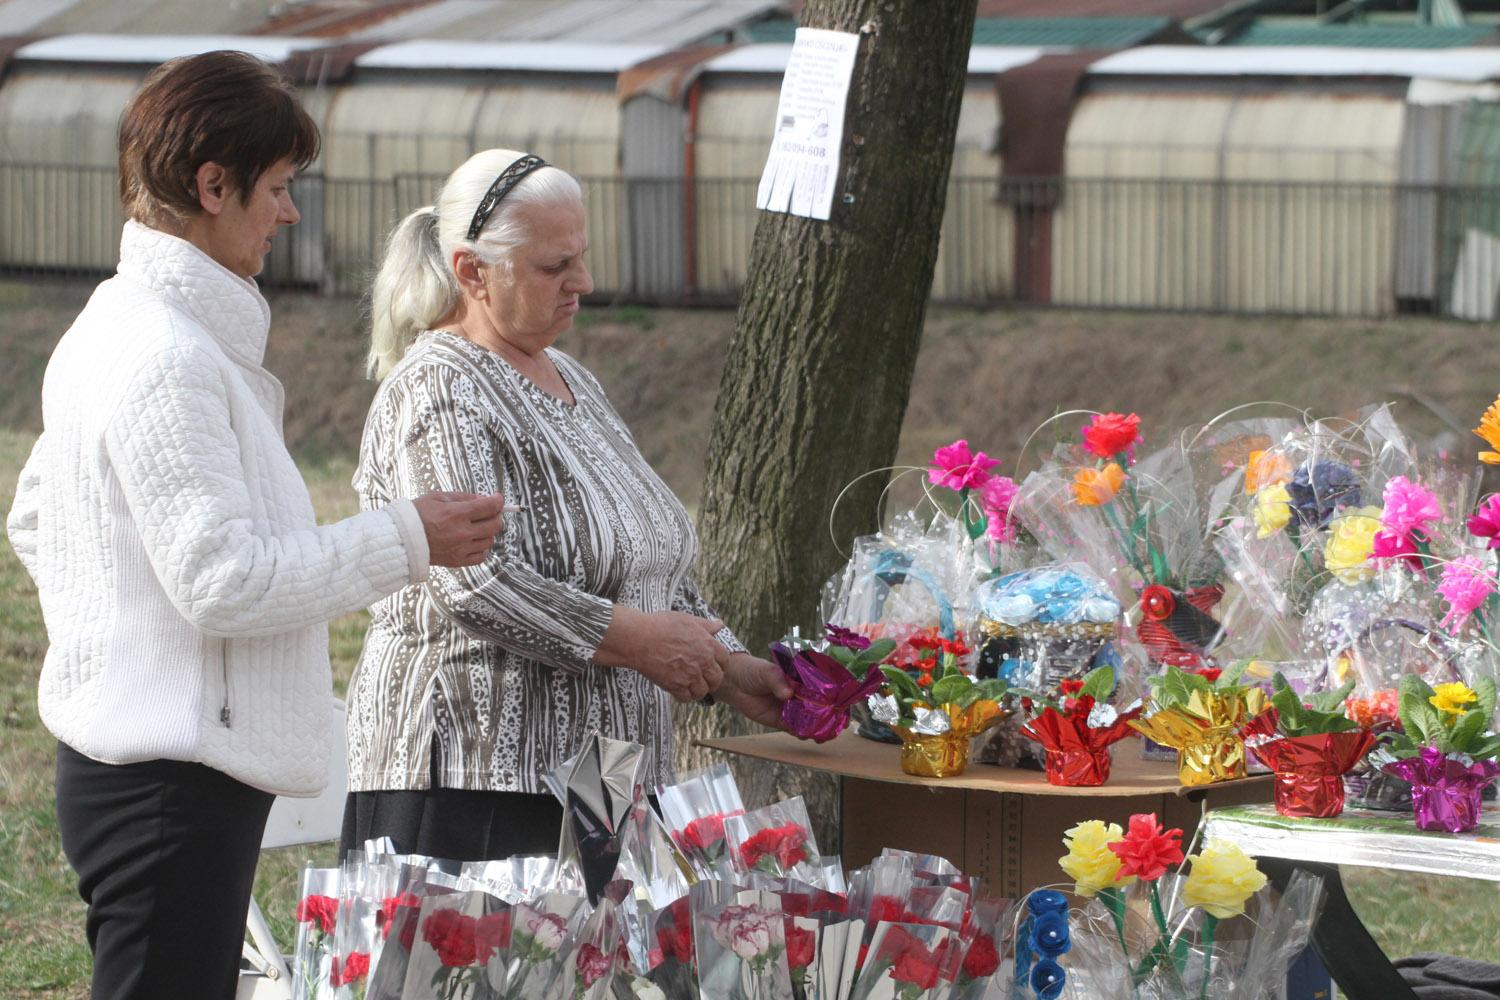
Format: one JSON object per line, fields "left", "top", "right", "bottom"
{"left": 465, "top": 154, "right": 549, "bottom": 242}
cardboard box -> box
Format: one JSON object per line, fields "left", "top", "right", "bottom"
{"left": 699, "top": 730, "right": 1272, "bottom": 898}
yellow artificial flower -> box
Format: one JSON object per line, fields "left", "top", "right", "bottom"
{"left": 1252, "top": 484, "right": 1292, "bottom": 538}
{"left": 1181, "top": 839, "right": 1267, "bottom": 919}
{"left": 1323, "top": 507, "right": 1381, "bottom": 584}
{"left": 1058, "top": 820, "right": 1136, "bottom": 897}
{"left": 1475, "top": 395, "right": 1500, "bottom": 465}
{"left": 1073, "top": 463, "right": 1125, "bottom": 507}
{"left": 1430, "top": 682, "right": 1478, "bottom": 720}
{"left": 1244, "top": 450, "right": 1293, "bottom": 495}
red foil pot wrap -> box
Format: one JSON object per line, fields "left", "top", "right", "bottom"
{"left": 1044, "top": 747, "right": 1112, "bottom": 786}
{"left": 1247, "top": 729, "right": 1375, "bottom": 818}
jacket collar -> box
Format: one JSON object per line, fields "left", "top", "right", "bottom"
{"left": 115, "top": 220, "right": 272, "bottom": 369}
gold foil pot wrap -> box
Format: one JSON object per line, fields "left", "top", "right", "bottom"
{"left": 893, "top": 700, "right": 1008, "bottom": 779}
{"left": 896, "top": 731, "right": 973, "bottom": 777}
{"left": 1128, "top": 688, "right": 1267, "bottom": 786}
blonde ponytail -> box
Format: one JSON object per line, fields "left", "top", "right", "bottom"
{"left": 367, "top": 206, "right": 455, "bottom": 379}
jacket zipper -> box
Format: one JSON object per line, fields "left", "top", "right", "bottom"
{"left": 220, "top": 641, "right": 232, "bottom": 727}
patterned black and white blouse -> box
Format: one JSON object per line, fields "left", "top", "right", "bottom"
{"left": 346, "top": 330, "right": 743, "bottom": 793}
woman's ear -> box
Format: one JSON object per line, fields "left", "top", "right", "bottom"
{"left": 452, "top": 249, "right": 488, "bottom": 302}
{"left": 195, "top": 161, "right": 231, "bottom": 215}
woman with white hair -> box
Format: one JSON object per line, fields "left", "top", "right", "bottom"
{"left": 341, "top": 149, "right": 789, "bottom": 859}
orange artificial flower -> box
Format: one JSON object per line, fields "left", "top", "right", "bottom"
{"left": 1073, "top": 463, "right": 1125, "bottom": 506}
{"left": 1244, "top": 449, "right": 1293, "bottom": 494}
{"left": 1475, "top": 395, "right": 1500, "bottom": 465}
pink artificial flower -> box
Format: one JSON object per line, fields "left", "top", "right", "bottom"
{"left": 1371, "top": 528, "right": 1422, "bottom": 572}
{"left": 980, "top": 475, "right": 1020, "bottom": 542}
{"left": 1468, "top": 495, "right": 1500, "bottom": 550}
{"left": 1438, "top": 554, "right": 1496, "bottom": 632}
{"left": 1381, "top": 477, "right": 1442, "bottom": 539}
{"left": 929, "top": 439, "right": 998, "bottom": 492}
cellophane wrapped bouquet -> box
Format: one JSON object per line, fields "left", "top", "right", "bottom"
{"left": 970, "top": 563, "right": 1124, "bottom": 769}
{"left": 1038, "top": 812, "right": 1324, "bottom": 1000}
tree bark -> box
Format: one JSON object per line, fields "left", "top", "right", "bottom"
{"left": 679, "top": 0, "right": 981, "bottom": 830}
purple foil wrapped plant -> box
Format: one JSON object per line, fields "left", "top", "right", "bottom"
{"left": 1378, "top": 675, "right": 1500, "bottom": 833}
{"left": 770, "top": 626, "right": 896, "bottom": 743}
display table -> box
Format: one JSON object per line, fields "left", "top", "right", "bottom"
{"left": 1202, "top": 804, "right": 1500, "bottom": 1000}
{"left": 699, "top": 730, "right": 1272, "bottom": 897}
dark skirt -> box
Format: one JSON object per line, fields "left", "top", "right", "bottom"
{"left": 340, "top": 785, "right": 564, "bottom": 861}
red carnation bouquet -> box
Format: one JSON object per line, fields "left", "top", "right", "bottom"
{"left": 655, "top": 763, "right": 745, "bottom": 880}
{"left": 725, "top": 797, "right": 825, "bottom": 885}
{"left": 293, "top": 865, "right": 340, "bottom": 1000}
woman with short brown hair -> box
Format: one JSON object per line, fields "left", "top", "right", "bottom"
{"left": 6, "top": 50, "right": 507, "bottom": 1000}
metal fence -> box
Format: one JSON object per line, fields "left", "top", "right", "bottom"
{"left": 5, "top": 162, "right": 1500, "bottom": 319}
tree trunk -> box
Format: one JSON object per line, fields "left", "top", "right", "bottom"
{"left": 679, "top": 0, "right": 981, "bottom": 834}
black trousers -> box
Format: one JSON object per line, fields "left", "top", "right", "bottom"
{"left": 55, "top": 742, "right": 274, "bottom": 1000}
{"left": 340, "top": 786, "right": 564, "bottom": 862}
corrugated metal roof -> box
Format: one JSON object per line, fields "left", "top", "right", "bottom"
{"left": 345, "top": 0, "right": 780, "bottom": 46}
{"left": 354, "top": 39, "right": 664, "bottom": 72}
{"left": 704, "top": 42, "right": 1044, "bottom": 75}
{"left": 1222, "top": 23, "right": 1500, "bottom": 48}
{"left": 1090, "top": 44, "right": 1500, "bottom": 81}
{"left": 14, "top": 33, "right": 325, "bottom": 64}
{"left": 785, "top": 0, "right": 1227, "bottom": 17}
{"left": 746, "top": 15, "right": 1181, "bottom": 48}
{"left": 0, "top": 0, "right": 268, "bottom": 35}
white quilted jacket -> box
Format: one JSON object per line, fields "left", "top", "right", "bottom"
{"left": 5, "top": 221, "right": 430, "bottom": 796}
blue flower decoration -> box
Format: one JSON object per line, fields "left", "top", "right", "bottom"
{"left": 1286, "top": 460, "right": 1360, "bottom": 529}
{"left": 1030, "top": 958, "right": 1067, "bottom": 1000}
{"left": 1026, "top": 889, "right": 1069, "bottom": 916}
{"left": 1031, "top": 910, "right": 1071, "bottom": 958}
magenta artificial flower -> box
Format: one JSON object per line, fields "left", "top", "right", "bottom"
{"left": 980, "top": 475, "right": 1020, "bottom": 542}
{"left": 1380, "top": 477, "right": 1442, "bottom": 539}
{"left": 929, "top": 439, "right": 998, "bottom": 492}
{"left": 824, "top": 623, "right": 871, "bottom": 651}
{"left": 1438, "top": 554, "right": 1496, "bottom": 632}
{"left": 1467, "top": 495, "right": 1500, "bottom": 550}
{"left": 1371, "top": 528, "right": 1422, "bottom": 572}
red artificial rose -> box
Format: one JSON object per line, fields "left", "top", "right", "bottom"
{"left": 475, "top": 909, "right": 513, "bottom": 963}
{"left": 1059, "top": 678, "right": 1085, "bottom": 696}
{"left": 329, "top": 951, "right": 370, "bottom": 987}
{"left": 1082, "top": 412, "right": 1143, "bottom": 461}
{"left": 891, "top": 946, "right": 941, "bottom": 990}
{"left": 378, "top": 892, "right": 421, "bottom": 940}
{"left": 422, "top": 908, "right": 478, "bottom": 967}
{"left": 576, "top": 942, "right": 612, "bottom": 987}
{"left": 738, "top": 822, "right": 809, "bottom": 871}
{"left": 875, "top": 924, "right": 920, "bottom": 963}
{"left": 962, "top": 933, "right": 1001, "bottom": 980}
{"left": 1191, "top": 666, "right": 1223, "bottom": 683}
{"left": 930, "top": 937, "right": 963, "bottom": 982}
{"left": 785, "top": 923, "right": 816, "bottom": 970}
{"left": 295, "top": 894, "right": 338, "bottom": 936}
{"left": 1107, "top": 813, "right": 1185, "bottom": 882}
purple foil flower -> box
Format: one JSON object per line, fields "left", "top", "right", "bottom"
{"left": 1286, "top": 460, "right": 1361, "bottom": 529}
{"left": 1383, "top": 746, "right": 1500, "bottom": 833}
{"left": 770, "top": 642, "right": 885, "bottom": 743}
{"left": 824, "top": 623, "right": 871, "bottom": 651}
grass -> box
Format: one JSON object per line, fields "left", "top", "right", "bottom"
{"left": 1, "top": 420, "right": 1498, "bottom": 995}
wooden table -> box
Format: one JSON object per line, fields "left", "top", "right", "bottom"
{"left": 699, "top": 730, "right": 1272, "bottom": 898}
{"left": 1203, "top": 804, "right": 1500, "bottom": 1000}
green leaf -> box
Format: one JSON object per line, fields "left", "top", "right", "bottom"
{"left": 1219, "top": 659, "right": 1252, "bottom": 688}
{"left": 848, "top": 638, "right": 898, "bottom": 676}
{"left": 1306, "top": 678, "right": 1356, "bottom": 715}
{"left": 1475, "top": 676, "right": 1497, "bottom": 724}
{"left": 827, "top": 645, "right": 856, "bottom": 667}
{"left": 930, "top": 673, "right": 972, "bottom": 706}
{"left": 1449, "top": 709, "right": 1488, "bottom": 753}
{"left": 973, "top": 678, "right": 1011, "bottom": 702}
{"left": 1079, "top": 665, "right": 1115, "bottom": 703}
{"left": 1413, "top": 703, "right": 1448, "bottom": 750}
{"left": 880, "top": 666, "right": 922, "bottom": 702}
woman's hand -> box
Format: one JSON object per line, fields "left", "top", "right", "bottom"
{"left": 413, "top": 491, "right": 507, "bottom": 566}
{"left": 714, "top": 653, "right": 793, "bottom": 729}
{"left": 595, "top": 607, "right": 725, "bottom": 702}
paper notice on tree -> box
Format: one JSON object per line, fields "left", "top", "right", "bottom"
{"left": 756, "top": 27, "right": 860, "bottom": 221}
